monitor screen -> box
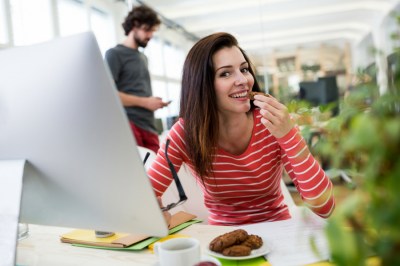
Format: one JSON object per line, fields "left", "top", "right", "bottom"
{"left": 299, "top": 76, "right": 339, "bottom": 115}
{"left": 299, "top": 81, "right": 321, "bottom": 106}
{"left": 318, "top": 76, "right": 339, "bottom": 104}
{"left": 0, "top": 32, "right": 168, "bottom": 237}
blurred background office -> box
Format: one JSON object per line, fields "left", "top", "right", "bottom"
{"left": 1, "top": 0, "right": 399, "bottom": 133}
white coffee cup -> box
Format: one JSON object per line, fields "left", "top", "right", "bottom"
{"left": 154, "top": 237, "right": 201, "bottom": 266}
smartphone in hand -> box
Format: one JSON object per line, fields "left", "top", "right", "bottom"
{"left": 163, "top": 100, "right": 172, "bottom": 107}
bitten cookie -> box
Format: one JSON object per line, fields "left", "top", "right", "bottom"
{"left": 241, "top": 234, "right": 263, "bottom": 249}
{"left": 248, "top": 91, "right": 270, "bottom": 100}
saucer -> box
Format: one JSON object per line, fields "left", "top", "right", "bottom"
{"left": 153, "top": 255, "right": 221, "bottom": 266}
{"left": 198, "top": 255, "right": 222, "bottom": 265}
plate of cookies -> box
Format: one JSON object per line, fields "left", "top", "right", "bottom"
{"left": 206, "top": 229, "right": 269, "bottom": 260}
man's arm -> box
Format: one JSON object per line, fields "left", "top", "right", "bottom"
{"left": 118, "top": 92, "right": 170, "bottom": 111}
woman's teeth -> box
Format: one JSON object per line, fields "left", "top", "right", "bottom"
{"left": 230, "top": 92, "right": 248, "bottom": 98}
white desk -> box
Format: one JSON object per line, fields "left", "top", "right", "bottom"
{"left": 16, "top": 224, "right": 234, "bottom": 266}
{"left": 16, "top": 215, "right": 381, "bottom": 266}
{"left": 16, "top": 209, "right": 331, "bottom": 266}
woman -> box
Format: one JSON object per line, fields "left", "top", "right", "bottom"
{"left": 148, "top": 32, "right": 335, "bottom": 225}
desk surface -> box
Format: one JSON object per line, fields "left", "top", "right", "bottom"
{"left": 17, "top": 223, "right": 234, "bottom": 266}
{"left": 16, "top": 222, "right": 381, "bottom": 266}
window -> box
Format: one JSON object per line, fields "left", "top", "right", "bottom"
{"left": 153, "top": 80, "right": 169, "bottom": 118}
{"left": 145, "top": 37, "right": 165, "bottom": 76}
{"left": 166, "top": 82, "right": 181, "bottom": 116}
{"left": 3, "top": 0, "right": 189, "bottom": 134}
{"left": 153, "top": 80, "right": 181, "bottom": 128}
{"left": 58, "top": 0, "right": 115, "bottom": 56}
{"left": 147, "top": 38, "right": 185, "bottom": 122}
{"left": 0, "top": 0, "right": 9, "bottom": 45}
{"left": 164, "top": 42, "right": 185, "bottom": 80}
{"left": 57, "top": 0, "right": 88, "bottom": 37}
{"left": 10, "top": 0, "right": 53, "bottom": 45}
{"left": 90, "top": 6, "right": 115, "bottom": 56}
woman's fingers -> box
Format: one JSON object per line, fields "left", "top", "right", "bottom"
{"left": 163, "top": 211, "right": 172, "bottom": 227}
{"left": 157, "top": 196, "right": 164, "bottom": 207}
{"left": 254, "top": 95, "right": 293, "bottom": 138}
{"left": 157, "top": 196, "right": 172, "bottom": 227}
{"left": 254, "top": 94, "right": 286, "bottom": 112}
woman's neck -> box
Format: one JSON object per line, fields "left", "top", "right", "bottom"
{"left": 218, "top": 112, "right": 253, "bottom": 155}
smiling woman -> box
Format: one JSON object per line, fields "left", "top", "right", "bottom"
{"left": 213, "top": 46, "right": 255, "bottom": 114}
{"left": 147, "top": 32, "right": 335, "bottom": 226}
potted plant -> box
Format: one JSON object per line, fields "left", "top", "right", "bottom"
{"left": 315, "top": 15, "right": 400, "bottom": 265}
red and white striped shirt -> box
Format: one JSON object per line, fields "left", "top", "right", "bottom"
{"left": 148, "top": 109, "right": 335, "bottom": 225}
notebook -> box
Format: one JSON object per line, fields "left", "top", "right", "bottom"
{"left": 60, "top": 211, "right": 201, "bottom": 250}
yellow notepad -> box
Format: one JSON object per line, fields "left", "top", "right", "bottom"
{"left": 60, "top": 211, "right": 197, "bottom": 248}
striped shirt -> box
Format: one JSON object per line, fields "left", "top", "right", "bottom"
{"left": 148, "top": 109, "right": 335, "bottom": 225}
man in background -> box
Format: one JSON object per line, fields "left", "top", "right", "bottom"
{"left": 105, "top": 5, "right": 169, "bottom": 153}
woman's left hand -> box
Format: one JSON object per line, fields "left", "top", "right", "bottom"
{"left": 253, "top": 94, "right": 294, "bottom": 138}
{"left": 157, "top": 197, "right": 172, "bottom": 227}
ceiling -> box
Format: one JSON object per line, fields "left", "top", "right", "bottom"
{"left": 138, "top": 0, "right": 399, "bottom": 62}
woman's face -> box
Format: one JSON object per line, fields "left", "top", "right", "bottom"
{"left": 212, "top": 46, "right": 254, "bottom": 115}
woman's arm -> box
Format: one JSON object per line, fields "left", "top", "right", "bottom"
{"left": 278, "top": 128, "right": 335, "bottom": 218}
{"left": 253, "top": 94, "right": 335, "bottom": 218}
{"left": 147, "top": 121, "right": 186, "bottom": 197}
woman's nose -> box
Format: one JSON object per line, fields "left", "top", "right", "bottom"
{"left": 234, "top": 72, "right": 247, "bottom": 86}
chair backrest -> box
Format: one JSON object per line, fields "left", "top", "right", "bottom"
{"left": 280, "top": 179, "right": 296, "bottom": 211}
{"left": 162, "top": 165, "right": 209, "bottom": 223}
{"left": 137, "top": 146, "right": 157, "bottom": 170}
{"left": 280, "top": 179, "right": 307, "bottom": 218}
{"left": 137, "top": 146, "right": 209, "bottom": 223}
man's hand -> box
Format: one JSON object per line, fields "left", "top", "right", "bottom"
{"left": 118, "top": 92, "right": 170, "bottom": 111}
{"left": 144, "top": 97, "right": 170, "bottom": 111}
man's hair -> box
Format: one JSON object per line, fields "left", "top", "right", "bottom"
{"left": 122, "top": 5, "right": 161, "bottom": 36}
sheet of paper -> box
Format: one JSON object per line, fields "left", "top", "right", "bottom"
{"left": 239, "top": 208, "right": 330, "bottom": 266}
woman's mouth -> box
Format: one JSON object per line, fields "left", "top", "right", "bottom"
{"left": 229, "top": 91, "right": 248, "bottom": 99}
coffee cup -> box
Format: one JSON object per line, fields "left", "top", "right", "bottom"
{"left": 154, "top": 237, "right": 201, "bottom": 266}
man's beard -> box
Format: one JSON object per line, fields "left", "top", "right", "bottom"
{"left": 134, "top": 35, "right": 149, "bottom": 48}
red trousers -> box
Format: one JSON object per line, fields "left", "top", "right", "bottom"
{"left": 129, "top": 122, "right": 160, "bottom": 154}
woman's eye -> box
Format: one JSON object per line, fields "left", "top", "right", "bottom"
{"left": 241, "top": 67, "right": 249, "bottom": 73}
{"left": 220, "top": 72, "right": 230, "bottom": 77}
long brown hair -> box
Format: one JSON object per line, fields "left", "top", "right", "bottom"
{"left": 179, "top": 32, "right": 261, "bottom": 180}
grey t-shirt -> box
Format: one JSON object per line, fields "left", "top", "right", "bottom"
{"left": 105, "top": 44, "right": 156, "bottom": 133}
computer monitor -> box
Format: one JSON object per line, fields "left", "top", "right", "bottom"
{"left": 299, "top": 81, "right": 321, "bottom": 106}
{"left": 0, "top": 33, "right": 169, "bottom": 236}
{"left": 299, "top": 76, "right": 339, "bottom": 115}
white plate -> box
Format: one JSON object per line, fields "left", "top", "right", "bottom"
{"left": 205, "top": 244, "right": 270, "bottom": 261}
